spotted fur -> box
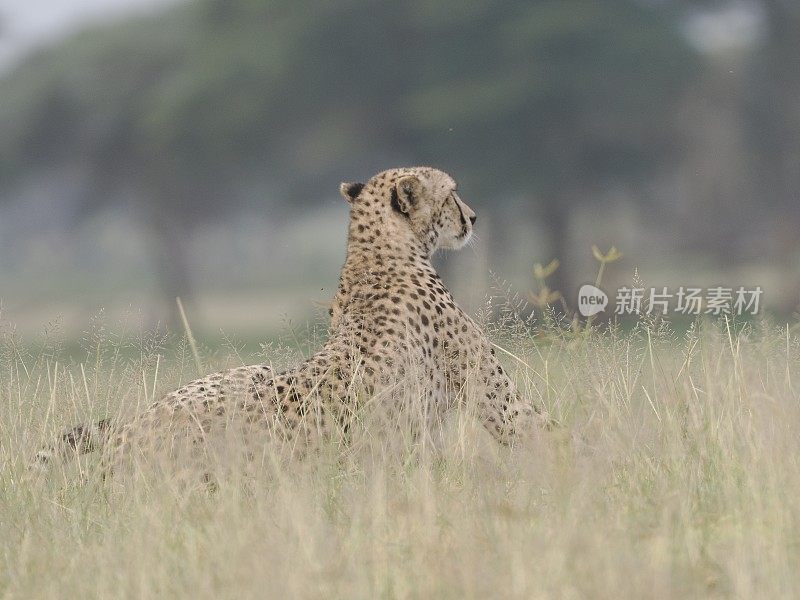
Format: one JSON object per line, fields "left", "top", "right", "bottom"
{"left": 37, "top": 167, "right": 546, "bottom": 474}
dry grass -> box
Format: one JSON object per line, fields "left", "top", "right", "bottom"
{"left": 1, "top": 312, "right": 800, "bottom": 599}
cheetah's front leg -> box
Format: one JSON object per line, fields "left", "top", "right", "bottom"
{"left": 476, "top": 352, "right": 548, "bottom": 445}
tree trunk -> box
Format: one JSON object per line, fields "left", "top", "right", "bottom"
{"left": 144, "top": 205, "right": 195, "bottom": 331}
{"left": 542, "top": 198, "right": 571, "bottom": 302}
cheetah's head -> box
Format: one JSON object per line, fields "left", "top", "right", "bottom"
{"left": 340, "top": 167, "right": 476, "bottom": 255}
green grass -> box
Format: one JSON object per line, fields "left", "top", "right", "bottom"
{"left": 2, "top": 314, "right": 799, "bottom": 598}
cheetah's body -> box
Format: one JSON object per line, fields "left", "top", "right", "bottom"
{"left": 41, "top": 167, "right": 542, "bottom": 472}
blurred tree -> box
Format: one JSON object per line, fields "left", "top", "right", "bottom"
{"left": 393, "top": 0, "right": 695, "bottom": 294}
{"left": 0, "top": 0, "right": 695, "bottom": 319}
{"left": 673, "top": 0, "right": 799, "bottom": 309}
{"left": 748, "top": 2, "right": 799, "bottom": 211}
{"left": 0, "top": 13, "right": 209, "bottom": 319}
{"left": 749, "top": 0, "right": 800, "bottom": 308}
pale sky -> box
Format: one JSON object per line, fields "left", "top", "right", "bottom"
{"left": 0, "top": 0, "right": 180, "bottom": 73}
{"left": 683, "top": 1, "right": 765, "bottom": 54}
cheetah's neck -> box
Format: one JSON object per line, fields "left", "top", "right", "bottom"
{"left": 331, "top": 206, "right": 448, "bottom": 326}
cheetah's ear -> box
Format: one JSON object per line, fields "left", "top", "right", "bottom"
{"left": 339, "top": 182, "right": 365, "bottom": 203}
{"left": 392, "top": 175, "right": 423, "bottom": 216}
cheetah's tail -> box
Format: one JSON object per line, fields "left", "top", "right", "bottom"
{"left": 32, "top": 419, "right": 113, "bottom": 470}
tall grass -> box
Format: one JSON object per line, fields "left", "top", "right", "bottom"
{"left": 1, "top": 310, "right": 799, "bottom": 598}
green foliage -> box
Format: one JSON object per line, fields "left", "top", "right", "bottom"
{"left": 0, "top": 0, "right": 698, "bottom": 306}
{"left": 0, "top": 0, "right": 696, "bottom": 206}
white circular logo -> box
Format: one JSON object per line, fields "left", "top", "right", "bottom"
{"left": 578, "top": 284, "right": 608, "bottom": 317}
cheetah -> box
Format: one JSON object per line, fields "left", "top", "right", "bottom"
{"left": 36, "top": 167, "right": 546, "bottom": 474}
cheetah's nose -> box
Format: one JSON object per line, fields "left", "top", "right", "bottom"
{"left": 469, "top": 215, "right": 477, "bottom": 225}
